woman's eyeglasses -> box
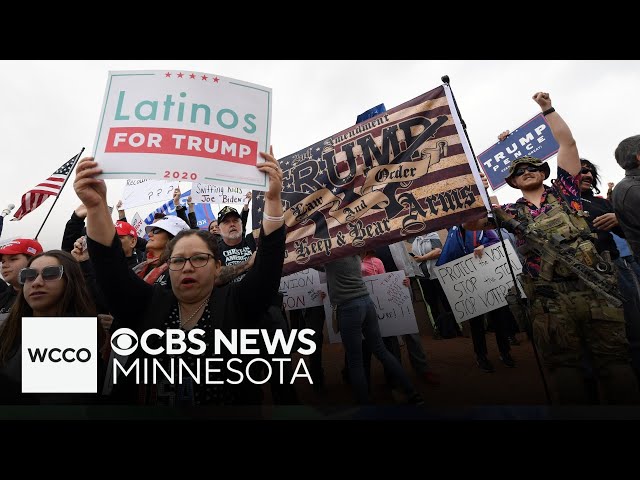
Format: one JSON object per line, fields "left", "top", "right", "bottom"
{"left": 150, "top": 227, "right": 166, "bottom": 236}
{"left": 580, "top": 167, "right": 593, "bottom": 174}
{"left": 19, "top": 265, "right": 64, "bottom": 285}
{"left": 167, "top": 253, "right": 214, "bottom": 271}
{"left": 512, "top": 165, "right": 543, "bottom": 177}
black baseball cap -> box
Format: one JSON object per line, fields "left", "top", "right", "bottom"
{"left": 218, "top": 206, "right": 241, "bottom": 223}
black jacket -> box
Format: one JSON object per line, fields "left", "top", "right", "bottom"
{"left": 612, "top": 167, "right": 640, "bottom": 257}
{"left": 581, "top": 189, "right": 625, "bottom": 260}
{"left": 88, "top": 225, "right": 286, "bottom": 405}
{"left": 61, "top": 211, "right": 86, "bottom": 252}
{"left": 176, "top": 205, "right": 199, "bottom": 230}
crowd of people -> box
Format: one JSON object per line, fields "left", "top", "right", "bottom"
{"left": 0, "top": 90, "right": 639, "bottom": 408}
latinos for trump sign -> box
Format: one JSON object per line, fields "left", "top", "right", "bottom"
{"left": 92, "top": 70, "right": 272, "bottom": 190}
{"left": 477, "top": 114, "right": 559, "bottom": 190}
{"left": 252, "top": 84, "right": 491, "bottom": 275}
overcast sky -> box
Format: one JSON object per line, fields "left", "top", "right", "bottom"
{"left": 1, "top": 60, "right": 637, "bottom": 250}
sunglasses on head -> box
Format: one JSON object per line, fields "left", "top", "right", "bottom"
{"left": 512, "top": 165, "right": 543, "bottom": 177}
{"left": 18, "top": 265, "right": 64, "bottom": 285}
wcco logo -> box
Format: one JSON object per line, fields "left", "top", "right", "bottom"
{"left": 27, "top": 347, "right": 92, "bottom": 363}
{"left": 22, "top": 317, "right": 97, "bottom": 393}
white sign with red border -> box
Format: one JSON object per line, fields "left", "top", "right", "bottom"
{"left": 92, "top": 70, "right": 272, "bottom": 191}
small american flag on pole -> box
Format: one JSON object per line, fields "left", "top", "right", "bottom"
{"left": 13, "top": 156, "right": 77, "bottom": 221}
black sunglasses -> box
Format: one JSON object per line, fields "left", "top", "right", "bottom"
{"left": 19, "top": 265, "right": 64, "bottom": 285}
{"left": 580, "top": 167, "right": 593, "bottom": 174}
{"left": 512, "top": 165, "right": 543, "bottom": 177}
{"left": 150, "top": 227, "right": 166, "bottom": 236}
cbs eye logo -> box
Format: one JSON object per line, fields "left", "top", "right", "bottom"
{"left": 110, "top": 328, "right": 139, "bottom": 355}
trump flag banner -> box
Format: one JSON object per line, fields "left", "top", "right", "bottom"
{"left": 252, "top": 84, "right": 490, "bottom": 275}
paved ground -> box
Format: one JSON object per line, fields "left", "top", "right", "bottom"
{"left": 260, "top": 330, "right": 553, "bottom": 419}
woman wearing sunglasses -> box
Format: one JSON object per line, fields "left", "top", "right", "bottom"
{"left": 0, "top": 250, "right": 106, "bottom": 404}
{"left": 73, "top": 149, "right": 285, "bottom": 406}
{"left": 133, "top": 216, "right": 190, "bottom": 287}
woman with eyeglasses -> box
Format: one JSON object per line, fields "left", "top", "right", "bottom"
{"left": 73, "top": 149, "right": 285, "bottom": 406}
{"left": 0, "top": 250, "right": 106, "bottom": 404}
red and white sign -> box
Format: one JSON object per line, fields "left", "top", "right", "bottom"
{"left": 93, "top": 70, "right": 272, "bottom": 191}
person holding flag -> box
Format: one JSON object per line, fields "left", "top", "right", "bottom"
{"left": 465, "top": 91, "right": 639, "bottom": 404}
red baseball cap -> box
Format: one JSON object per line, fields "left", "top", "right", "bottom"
{"left": 0, "top": 238, "right": 44, "bottom": 257}
{"left": 115, "top": 221, "right": 138, "bottom": 239}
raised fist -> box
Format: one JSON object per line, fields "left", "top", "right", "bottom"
{"left": 532, "top": 92, "right": 552, "bottom": 111}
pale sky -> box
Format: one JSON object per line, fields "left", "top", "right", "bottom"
{"left": 1, "top": 60, "right": 638, "bottom": 250}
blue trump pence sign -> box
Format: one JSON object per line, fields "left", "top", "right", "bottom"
{"left": 477, "top": 114, "right": 559, "bottom": 190}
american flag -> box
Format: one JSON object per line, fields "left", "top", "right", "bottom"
{"left": 13, "top": 155, "right": 78, "bottom": 221}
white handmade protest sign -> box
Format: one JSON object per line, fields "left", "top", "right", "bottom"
{"left": 279, "top": 268, "right": 321, "bottom": 293}
{"left": 434, "top": 241, "right": 524, "bottom": 324}
{"left": 93, "top": 70, "right": 272, "bottom": 190}
{"left": 324, "top": 271, "right": 418, "bottom": 344}
{"left": 282, "top": 285, "right": 325, "bottom": 311}
{"left": 121, "top": 179, "right": 178, "bottom": 209}
{"left": 193, "top": 183, "right": 246, "bottom": 204}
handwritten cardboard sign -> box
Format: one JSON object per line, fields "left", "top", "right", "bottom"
{"left": 434, "top": 242, "right": 524, "bottom": 323}
{"left": 279, "top": 268, "right": 321, "bottom": 293}
{"left": 323, "top": 271, "right": 418, "bottom": 343}
{"left": 122, "top": 179, "right": 178, "bottom": 209}
{"left": 193, "top": 183, "right": 246, "bottom": 204}
{"left": 282, "top": 285, "right": 325, "bottom": 311}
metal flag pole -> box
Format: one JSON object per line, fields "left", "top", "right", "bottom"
{"left": 441, "top": 75, "right": 552, "bottom": 405}
{"left": 34, "top": 148, "right": 85, "bottom": 241}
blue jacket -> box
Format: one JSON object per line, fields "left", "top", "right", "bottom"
{"left": 436, "top": 226, "right": 499, "bottom": 266}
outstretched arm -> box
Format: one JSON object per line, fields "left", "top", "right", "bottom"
{"left": 73, "top": 157, "right": 116, "bottom": 246}
{"left": 186, "top": 196, "right": 199, "bottom": 229}
{"left": 241, "top": 191, "right": 251, "bottom": 233}
{"left": 258, "top": 148, "right": 284, "bottom": 236}
{"left": 532, "top": 92, "right": 580, "bottom": 176}
{"left": 61, "top": 204, "right": 87, "bottom": 252}
{"left": 116, "top": 200, "right": 127, "bottom": 221}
